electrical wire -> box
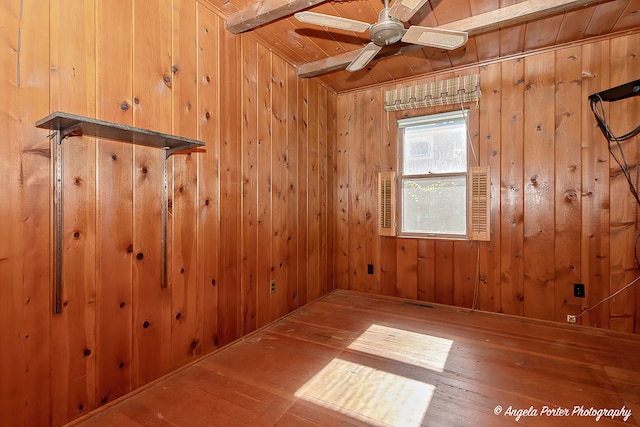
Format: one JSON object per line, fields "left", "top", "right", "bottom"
{"left": 459, "top": 94, "right": 479, "bottom": 167}
{"left": 576, "top": 274, "right": 640, "bottom": 318}
{"left": 590, "top": 95, "right": 640, "bottom": 266}
{"left": 591, "top": 95, "right": 640, "bottom": 142}
{"left": 590, "top": 95, "right": 640, "bottom": 208}
{"left": 579, "top": 95, "right": 640, "bottom": 320}
{"left": 470, "top": 242, "right": 480, "bottom": 311}
{"left": 458, "top": 92, "right": 482, "bottom": 311}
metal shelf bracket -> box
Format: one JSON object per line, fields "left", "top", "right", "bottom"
{"left": 36, "top": 112, "right": 205, "bottom": 314}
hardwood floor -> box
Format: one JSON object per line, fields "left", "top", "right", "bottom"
{"left": 70, "top": 290, "right": 640, "bottom": 426}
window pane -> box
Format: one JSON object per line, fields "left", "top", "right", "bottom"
{"left": 401, "top": 176, "right": 467, "bottom": 235}
{"left": 402, "top": 119, "right": 467, "bottom": 175}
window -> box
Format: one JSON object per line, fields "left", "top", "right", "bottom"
{"left": 377, "top": 110, "right": 489, "bottom": 240}
{"left": 398, "top": 110, "right": 470, "bottom": 238}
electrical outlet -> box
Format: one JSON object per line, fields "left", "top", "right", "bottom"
{"left": 567, "top": 315, "right": 577, "bottom": 324}
{"left": 367, "top": 264, "right": 374, "bottom": 275}
{"left": 270, "top": 279, "right": 276, "bottom": 294}
{"left": 573, "top": 283, "right": 585, "bottom": 298}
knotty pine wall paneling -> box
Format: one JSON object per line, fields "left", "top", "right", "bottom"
{"left": 523, "top": 52, "right": 556, "bottom": 321}
{"left": 609, "top": 34, "right": 640, "bottom": 332}
{"left": 397, "top": 238, "right": 418, "bottom": 299}
{"left": 216, "top": 9, "right": 241, "bottom": 347}
{"left": 380, "top": 83, "right": 402, "bottom": 297}
{"left": 500, "top": 57, "right": 526, "bottom": 316}
{"left": 297, "top": 78, "right": 310, "bottom": 306}
{"left": 333, "top": 33, "right": 640, "bottom": 333}
{"left": 21, "top": 5, "right": 54, "bottom": 424}
{"left": 131, "top": 0, "right": 173, "bottom": 390}
{"left": 478, "top": 62, "right": 502, "bottom": 313}
{"left": 581, "top": 40, "right": 611, "bottom": 329}
{"left": 0, "top": 1, "right": 51, "bottom": 426}
{"left": 50, "top": 1, "right": 98, "bottom": 424}
{"left": 434, "top": 240, "right": 455, "bottom": 305}
{"left": 417, "top": 239, "right": 436, "bottom": 301}
{"left": 451, "top": 80, "right": 479, "bottom": 308}
{"left": 319, "top": 84, "right": 331, "bottom": 299}
{"left": 319, "top": 82, "right": 331, "bottom": 298}
{"left": 348, "top": 90, "right": 368, "bottom": 293}
{"left": 240, "top": 34, "right": 258, "bottom": 335}
{"left": 554, "top": 46, "right": 583, "bottom": 324}
{"left": 285, "top": 61, "right": 300, "bottom": 312}
{"left": 364, "top": 89, "right": 382, "bottom": 296}
{"left": 0, "top": 1, "right": 335, "bottom": 425}
{"left": 256, "top": 43, "right": 272, "bottom": 329}
{"left": 307, "top": 81, "right": 321, "bottom": 302}
{"left": 326, "top": 90, "right": 337, "bottom": 296}
{"left": 170, "top": 0, "right": 200, "bottom": 369}
{"left": 271, "top": 54, "right": 290, "bottom": 320}
{"left": 95, "top": 0, "right": 134, "bottom": 406}
{"left": 196, "top": 3, "right": 220, "bottom": 356}
{"left": 453, "top": 240, "right": 476, "bottom": 308}
{"left": 335, "top": 93, "right": 350, "bottom": 293}
{"left": 236, "top": 39, "right": 335, "bottom": 331}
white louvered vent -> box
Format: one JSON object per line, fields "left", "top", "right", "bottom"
{"left": 469, "top": 166, "right": 490, "bottom": 241}
{"left": 378, "top": 171, "right": 396, "bottom": 236}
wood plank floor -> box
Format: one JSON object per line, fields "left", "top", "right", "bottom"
{"left": 70, "top": 290, "right": 640, "bottom": 426}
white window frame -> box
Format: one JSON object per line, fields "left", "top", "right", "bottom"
{"left": 397, "top": 109, "right": 471, "bottom": 240}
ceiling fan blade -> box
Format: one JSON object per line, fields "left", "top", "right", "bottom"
{"left": 346, "top": 43, "right": 383, "bottom": 72}
{"left": 388, "top": 0, "right": 430, "bottom": 22}
{"left": 402, "top": 27, "right": 468, "bottom": 50}
{"left": 294, "top": 11, "right": 371, "bottom": 33}
{"left": 298, "top": 45, "right": 424, "bottom": 77}
{"left": 298, "top": 0, "right": 611, "bottom": 78}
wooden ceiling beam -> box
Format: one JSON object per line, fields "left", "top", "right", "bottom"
{"left": 297, "top": 0, "right": 617, "bottom": 77}
{"left": 226, "top": 0, "right": 330, "bottom": 34}
{"left": 438, "top": 0, "right": 616, "bottom": 35}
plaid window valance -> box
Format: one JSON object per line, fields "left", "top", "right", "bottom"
{"left": 384, "top": 74, "right": 481, "bottom": 111}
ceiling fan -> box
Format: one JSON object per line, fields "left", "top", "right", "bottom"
{"left": 294, "top": 0, "right": 468, "bottom": 72}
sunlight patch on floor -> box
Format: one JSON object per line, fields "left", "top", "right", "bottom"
{"left": 347, "top": 324, "right": 453, "bottom": 372}
{"left": 295, "top": 358, "right": 435, "bottom": 426}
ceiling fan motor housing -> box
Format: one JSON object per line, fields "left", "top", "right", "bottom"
{"left": 370, "top": 8, "right": 405, "bottom": 46}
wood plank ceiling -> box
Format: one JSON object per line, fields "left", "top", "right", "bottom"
{"left": 205, "top": 0, "right": 640, "bottom": 92}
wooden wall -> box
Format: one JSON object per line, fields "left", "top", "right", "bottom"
{"left": 333, "top": 32, "right": 640, "bottom": 334}
{"left": 0, "top": 0, "right": 334, "bottom": 425}
{"left": 3, "top": 1, "right": 638, "bottom": 425}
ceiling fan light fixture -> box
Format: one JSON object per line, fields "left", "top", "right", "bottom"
{"left": 370, "top": 20, "right": 406, "bottom": 46}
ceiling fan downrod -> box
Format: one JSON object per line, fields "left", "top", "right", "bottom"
{"left": 370, "top": 0, "right": 405, "bottom": 46}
